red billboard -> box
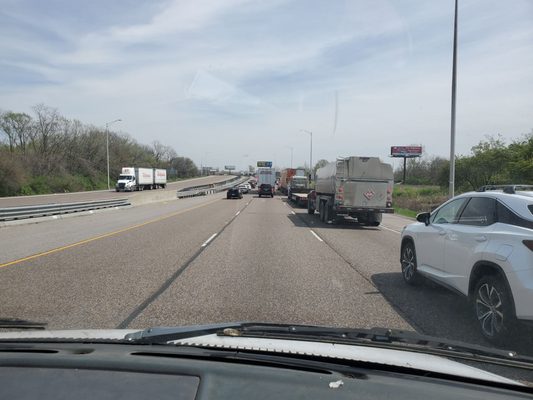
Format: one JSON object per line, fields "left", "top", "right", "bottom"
{"left": 390, "top": 146, "right": 423, "bottom": 157}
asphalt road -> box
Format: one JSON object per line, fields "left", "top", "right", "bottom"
{"left": 0, "top": 175, "right": 234, "bottom": 207}
{"left": 0, "top": 193, "right": 531, "bottom": 383}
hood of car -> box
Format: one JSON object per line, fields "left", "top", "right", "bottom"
{"left": 0, "top": 329, "right": 520, "bottom": 386}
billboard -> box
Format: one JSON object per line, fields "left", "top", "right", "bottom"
{"left": 391, "top": 146, "right": 423, "bottom": 157}
{"left": 224, "top": 165, "right": 236, "bottom": 170}
{"left": 257, "top": 161, "right": 273, "bottom": 167}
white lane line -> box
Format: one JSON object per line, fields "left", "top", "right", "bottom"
{"left": 201, "top": 233, "right": 218, "bottom": 247}
{"left": 310, "top": 230, "right": 323, "bottom": 242}
{"left": 380, "top": 225, "right": 401, "bottom": 234}
{"left": 291, "top": 211, "right": 295, "bottom": 215}
{"left": 235, "top": 210, "right": 241, "bottom": 216}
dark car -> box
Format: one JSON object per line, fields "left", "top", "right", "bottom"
{"left": 258, "top": 183, "right": 274, "bottom": 198}
{"left": 227, "top": 187, "right": 243, "bottom": 199}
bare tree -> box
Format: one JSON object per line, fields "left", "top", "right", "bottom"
{"left": 32, "top": 104, "right": 61, "bottom": 156}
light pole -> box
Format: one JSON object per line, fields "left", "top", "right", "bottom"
{"left": 105, "top": 119, "right": 122, "bottom": 190}
{"left": 449, "top": 0, "right": 458, "bottom": 198}
{"left": 300, "top": 130, "right": 313, "bottom": 181}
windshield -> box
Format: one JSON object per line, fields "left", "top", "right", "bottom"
{"left": 1, "top": 0, "right": 532, "bottom": 387}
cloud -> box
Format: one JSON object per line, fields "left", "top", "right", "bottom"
{"left": 1, "top": 0, "right": 532, "bottom": 169}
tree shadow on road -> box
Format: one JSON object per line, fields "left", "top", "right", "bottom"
{"left": 371, "top": 272, "right": 533, "bottom": 356}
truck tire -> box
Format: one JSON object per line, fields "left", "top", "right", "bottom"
{"left": 319, "top": 202, "right": 325, "bottom": 222}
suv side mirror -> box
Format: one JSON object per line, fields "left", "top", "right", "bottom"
{"left": 416, "top": 212, "right": 431, "bottom": 226}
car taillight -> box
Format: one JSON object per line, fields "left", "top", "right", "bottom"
{"left": 523, "top": 240, "right": 533, "bottom": 251}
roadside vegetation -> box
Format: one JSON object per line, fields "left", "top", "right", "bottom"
{"left": 393, "top": 132, "right": 533, "bottom": 215}
{"left": 0, "top": 105, "right": 199, "bottom": 196}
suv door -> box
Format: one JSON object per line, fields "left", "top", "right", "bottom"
{"left": 443, "top": 197, "right": 496, "bottom": 294}
{"left": 415, "top": 197, "right": 468, "bottom": 277}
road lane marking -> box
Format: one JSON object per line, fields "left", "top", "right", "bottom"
{"left": 380, "top": 225, "right": 401, "bottom": 234}
{"left": 235, "top": 210, "right": 240, "bottom": 216}
{"left": 310, "top": 230, "right": 323, "bottom": 242}
{"left": 117, "top": 195, "right": 254, "bottom": 329}
{"left": 201, "top": 233, "right": 218, "bottom": 247}
{"left": 0, "top": 197, "right": 223, "bottom": 270}
{"left": 291, "top": 211, "right": 296, "bottom": 215}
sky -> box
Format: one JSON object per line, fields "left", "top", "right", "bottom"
{"left": 1, "top": 0, "right": 532, "bottom": 171}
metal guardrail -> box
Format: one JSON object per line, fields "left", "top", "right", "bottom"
{"left": 0, "top": 199, "right": 130, "bottom": 222}
{"left": 177, "top": 176, "right": 247, "bottom": 199}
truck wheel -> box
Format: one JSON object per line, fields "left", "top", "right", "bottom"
{"left": 319, "top": 203, "right": 325, "bottom": 222}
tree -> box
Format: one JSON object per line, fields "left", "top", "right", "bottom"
{"left": 0, "top": 111, "right": 32, "bottom": 153}
{"left": 170, "top": 157, "right": 199, "bottom": 178}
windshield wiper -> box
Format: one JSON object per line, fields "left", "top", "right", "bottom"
{"left": 0, "top": 318, "right": 47, "bottom": 330}
{"left": 125, "top": 322, "right": 533, "bottom": 371}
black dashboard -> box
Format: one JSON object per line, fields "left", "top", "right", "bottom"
{"left": 0, "top": 342, "right": 530, "bottom": 399}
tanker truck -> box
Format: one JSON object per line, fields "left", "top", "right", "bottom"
{"left": 307, "top": 156, "right": 394, "bottom": 226}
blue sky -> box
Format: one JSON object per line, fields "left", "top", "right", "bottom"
{"left": 1, "top": 0, "right": 532, "bottom": 170}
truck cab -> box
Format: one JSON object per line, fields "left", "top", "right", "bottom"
{"left": 116, "top": 174, "right": 136, "bottom": 192}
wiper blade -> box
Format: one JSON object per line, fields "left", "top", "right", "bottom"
{"left": 124, "top": 322, "right": 533, "bottom": 371}
{"left": 225, "top": 323, "right": 533, "bottom": 371}
{"left": 125, "top": 322, "right": 241, "bottom": 343}
{"left": 0, "top": 318, "right": 47, "bottom": 330}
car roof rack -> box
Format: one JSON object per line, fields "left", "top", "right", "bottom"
{"left": 476, "top": 184, "right": 533, "bottom": 194}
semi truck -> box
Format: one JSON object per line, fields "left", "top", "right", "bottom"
{"left": 280, "top": 168, "right": 307, "bottom": 194}
{"left": 115, "top": 167, "right": 167, "bottom": 192}
{"left": 307, "top": 156, "right": 394, "bottom": 226}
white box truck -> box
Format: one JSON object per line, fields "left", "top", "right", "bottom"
{"left": 307, "top": 156, "right": 394, "bottom": 226}
{"left": 257, "top": 167, "right": 276, "bottom": 187}
{"left": 115, "top": 167, "right": 167, "bottom": 191}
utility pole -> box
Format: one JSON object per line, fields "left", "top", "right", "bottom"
{"left": 449, "top": 0, "right": 458, "bottom": 198}
{"left": 105, "top": 119, "right": 122, "bottom": 190}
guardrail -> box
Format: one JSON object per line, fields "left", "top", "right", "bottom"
{"left": 0, "top": 199, "right": 130, "bottom": 222}
{"left": 177, "top": 176, "right": 247, "bottom": 199}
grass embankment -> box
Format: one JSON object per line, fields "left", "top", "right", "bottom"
{"left": 393, "top": 185, "right": 447, "bottom": 218}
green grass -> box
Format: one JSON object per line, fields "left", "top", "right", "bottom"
{"left": 394, "top": 207, "right": 418, "bottom": 219}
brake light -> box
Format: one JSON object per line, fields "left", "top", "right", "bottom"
{"left": 523, "top": 240, "right": 533, "bottom": 251}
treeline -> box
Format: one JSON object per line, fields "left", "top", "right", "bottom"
{"left": 394, "top": 133, "right": 533, "bottom": 191}
{"left": 0, "top": 104, "right": 199, "bottom": 196}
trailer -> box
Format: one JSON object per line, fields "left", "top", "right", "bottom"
{"left": 307, "top": 156, "right": 394, "bottom": 226}
{"left": 288, "top": 192, "right": 309, "bottom": 207}
{"left": 115, "top": 167, "right": 167, "bottom": 191}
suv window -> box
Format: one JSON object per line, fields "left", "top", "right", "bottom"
{"left": 458, "top": 197, "right": 496, "bottom": 226}
{"left": 497, "top": 201, "right": 533, "bottom": 229}
{"left": 431, "top": 198, "right": 468, "bottom": 224}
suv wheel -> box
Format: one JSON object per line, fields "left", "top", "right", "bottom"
{"left": 401, "top": 242, "right": 422, "bottom": 285}
{"left": 473, "top": 275, "right": 514, "bottom": 344}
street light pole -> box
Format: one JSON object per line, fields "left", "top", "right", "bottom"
{"left": 300, "top": 130, "right": 313, "bottom": 181}
{"left": 105, "top": 119, "right": 122, "bottom": 190}
{"left": 449, "top": 0, "right": 458, "bottom": 198}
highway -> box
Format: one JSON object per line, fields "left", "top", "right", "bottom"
{"left": 1, "top": 192, "right": 532, "bottom": 382}
{"left": 0, "top": 175, "right": 232, "bottom": 207}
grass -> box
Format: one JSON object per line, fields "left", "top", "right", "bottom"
{"left": 394, "top": 207, "right": 418, "bottom": 219}
{"left": 392, "top": 185, "right": 447, "bottom": 216}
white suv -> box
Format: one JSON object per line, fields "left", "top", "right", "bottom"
{"left": 400, "top": 185, "right": 533, "bottom": 344}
